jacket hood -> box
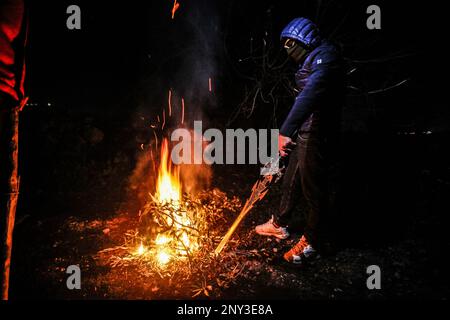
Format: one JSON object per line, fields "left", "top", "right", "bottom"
{"left": 280, "top": 18, "right": 321, "bottom": 49}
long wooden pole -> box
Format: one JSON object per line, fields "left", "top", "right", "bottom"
{"left": 214, "top": 199, "right": 253, "bottom": 256}
{"left": 214, "top": 174, "right": 273, "bottom": 256}
{"left": 214, "top": 156, "right": 284, "bottom": 256}
{"left": 0, "top": 108, "right": 20, "bottom": 300}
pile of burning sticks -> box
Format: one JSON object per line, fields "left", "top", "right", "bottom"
{"left": 98, "top": 136, "right": 248, "bottom": 296}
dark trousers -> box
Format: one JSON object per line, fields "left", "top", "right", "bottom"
{"left": 276, "top": 132, "right": 332, "bottom": 250}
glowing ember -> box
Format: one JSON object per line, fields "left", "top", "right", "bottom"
{"left": 157, "top": 250, "right": 171, "bottom": 265}
{"left": 137, "top": 242, "right": 146, "bottom": 255}
{"left": 155, "top": 234, "right": 170, "bottom": 246}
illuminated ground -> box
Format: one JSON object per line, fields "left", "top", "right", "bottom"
{"left": 10, "top": 161, "right": 449, "bottom": 299}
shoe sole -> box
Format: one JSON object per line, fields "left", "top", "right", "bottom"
{"left": 255, "top": 230, "right": 289, "bottom": 240}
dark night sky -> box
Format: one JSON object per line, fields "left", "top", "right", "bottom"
{"left": 25, "top": 0, "right": 448, "bottom": 129}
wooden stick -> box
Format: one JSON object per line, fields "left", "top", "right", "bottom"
{"left": 214, "top": 176, "right": 271, "bottom": 256}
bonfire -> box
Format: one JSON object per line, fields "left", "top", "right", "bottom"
{"left": 98, "top": 130, "right": 246, "bottom": 297}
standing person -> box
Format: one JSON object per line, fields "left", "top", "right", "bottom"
{"left": 255, "top": 17, "right": 344, "bottom": 264}
{"left": 0, "top": 0, "right": 27, "bottom": 300}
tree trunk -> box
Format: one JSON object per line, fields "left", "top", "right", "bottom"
{"left": 0, "top": 108, "right": 19, "bottom": 300}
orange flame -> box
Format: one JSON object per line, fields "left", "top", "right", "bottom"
{"left": 155, "top": 138, "right": 181, "bottom": 204}
{"left": 139, "top": 137, "right": 199, "bottom": 266}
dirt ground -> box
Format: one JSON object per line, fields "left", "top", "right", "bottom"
{"left": 9, "top": 160, "right": 450, "bottom": 300}
{"left": 5, "top": 110, "right": 448, "bottom": 300}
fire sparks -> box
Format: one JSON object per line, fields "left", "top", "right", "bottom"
{"left": 181, "top": 98, "right": 185, "bottom": 124}
{"left": 209, "top": 77, "right": 212, "bottom": 92}
{"left": 162, "top": 109, "right": 166, "bottom": 131}
{"left": 168, "top": 90, "right": 172, "bottom": 116}
{"left": 171, "top": 0, "right": 180, "bottom": 19}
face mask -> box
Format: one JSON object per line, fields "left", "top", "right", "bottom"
{"left": 284, "top": 39, "right": 309, "bottom": 64}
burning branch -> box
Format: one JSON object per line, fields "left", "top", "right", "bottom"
{"left": 98, "top": 134, "right": 246, "bottom": 297}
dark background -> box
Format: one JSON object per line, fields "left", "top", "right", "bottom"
{"left": 10, "top": 0, "right": 450, "bottom": 299}
{"left": 20, "top": 0, "right": 449, "bottom": 218}
{"left": 25, "top": 0, "right": 448, "bottom": 117}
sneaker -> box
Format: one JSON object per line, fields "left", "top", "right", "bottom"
{"left": 283, "top": 235, "right": 317, "bottom": 264}
{"left": 255, "top": 216, "right": 290, "bottom": 240}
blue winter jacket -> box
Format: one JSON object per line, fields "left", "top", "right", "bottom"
{"left": 280, "top": 18, "right": 344, "bottom": 138}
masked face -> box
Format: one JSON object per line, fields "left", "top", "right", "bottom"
{"left": 284, "top": 38, "right": 309, "bottom": 64}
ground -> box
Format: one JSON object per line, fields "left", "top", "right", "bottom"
{"left": 7, "top": 110, "right": 450, "bottom": 300}
{"left": 10, "top": 163, "right": 450, "bottom": 300}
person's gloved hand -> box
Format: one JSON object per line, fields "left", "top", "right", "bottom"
{"left": 278, "top": 134, "right": 296, "bottom": 158}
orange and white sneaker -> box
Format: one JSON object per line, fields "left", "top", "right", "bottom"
{"left": 255, "top": 216, "right": 290, "bottom": 240}
{"left": 283, "top": 235, "right": 318, "bottom": 264}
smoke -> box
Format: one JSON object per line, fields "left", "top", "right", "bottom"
{"left": 127, "top": 1, "right": 223, "bottom": 203}
{"left": 173, "top": 0, "right": 222, "bottom": 121}
{"left": 171, "top": 1, "right": 222, "bottom": 193}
